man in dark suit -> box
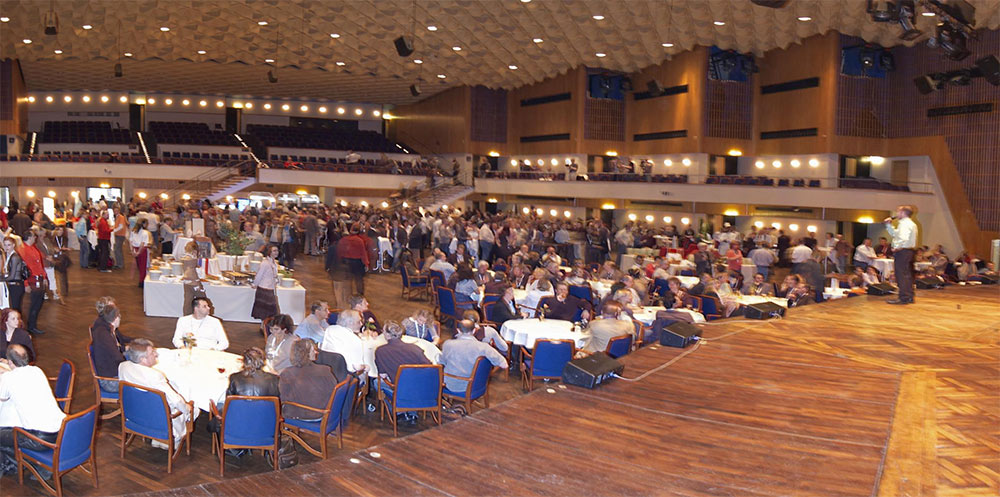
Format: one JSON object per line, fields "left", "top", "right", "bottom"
{"left": 741, "top": 273, "right": 776, "bottom": 296}
{"left": 488, "top": 285, "right": 520, "bottom": 326}
{"left": 537, "top": 282, "right": 591, "bottom": 322}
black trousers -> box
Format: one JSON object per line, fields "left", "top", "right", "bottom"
{"left": 894, "top": 248, "right": 915, "bottom": 302}
{"left": 5, "top": 283, "right": 24, "bottom": 313}
{"left": 0, "top": 427, "right": 58, "bottom": 475}
{"left": 346, "top": 258, "right": 366, "bottom": 295}
{"left": 96, "top": 238, "right": 112, "bottom": 270}
{"left": 26, "top": 287, "right": 45, "bottom": 331}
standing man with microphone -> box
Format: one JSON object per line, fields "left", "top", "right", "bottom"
{"left": 884, "top": 205, "right": 917, "bottom": 305}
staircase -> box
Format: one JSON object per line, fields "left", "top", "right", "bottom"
{"left": 162, "top": 161, "right": 257, "bottom": 203}
{"left": 204, "top": 174, "right": 257, "bottom": 202}
{"left": 421, "top": 183, "right": 473, "bottom": 210}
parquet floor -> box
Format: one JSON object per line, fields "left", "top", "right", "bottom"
{"left": 2, "top": 253, "right": 997, "bottom": 496}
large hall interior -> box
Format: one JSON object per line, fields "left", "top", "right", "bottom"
{"left": 0, "top": 1, "right": 998, "bottom": 496}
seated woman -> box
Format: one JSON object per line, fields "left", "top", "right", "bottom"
{"left": 525, "top": 267, "right": 549, "bottom": 292}
{"left": 210, "top": 347, "right": 280, "bottom": 445}
{"left": 0, "top": 308, "right": 33, "bottom": 363}
{"left": 565, "top": 266, "right": 590, "bottom": 286}
{"left": 90, "top": 300, "right": 131, "bottom": 393}
{"left": 401, "top": 309, "right": 441, "bottom": 345}
{"left": 265, "top": 314, "right": 297, "bottom": 374}
{"left": 862, "top": 266, "right": 881, "bottom": 287}
{"left": 279, "top": 339, "right": 337, "bottom": 422}
{"left": 453, "top": 265, "right": 481, "bottom": 305}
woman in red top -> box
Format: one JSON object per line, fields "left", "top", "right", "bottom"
{"left": 96, "top": 210, "right": 113, "bottom": 272}
{"left": 18, "top": 230, "right": 47, "bottom": 334}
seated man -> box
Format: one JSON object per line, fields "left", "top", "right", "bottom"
{"left": 775, "top": 274, "right": 801, "bottom": 298}
{"left": 171, "top": 297, "right": 229, "bottom": 351}
{"left": 280, "top": 339, "right": 338, "bottom": 421}
{"left": 742, "top": 273, "right": 776, "bottom": 296}
{"left": 440, "top": 320, "right": 508, "bottom": 393}
{"left": 461, "top": 310, "right": 509, "bottom": 354}
{"left": 538, "top": 281, "right": 591, "bottom": 322}
{"left": 580, "top": 303, "right": 635, "bottom": 354}
{"left": 540, "top": 246, "right": 562, "bottom": 267}
{"left": 401, "top": 309, "right": 441, "bottom": 345}
{"left": 118, "top": 339, "right": 196, "bottom": 447}
{"left": 787, "top": 283, "right": 816, "bottom": 307}
{"left": 348, "top": 295, "right": 381, "bottom": 331}
{"left": 374, "top": 322, "right": 430, "bottom": 382}
{"left": 428, "top": 249, "right": 457, "bottom": 281}
{"left": 320, "top": 310, "right": 367, "bottom": 374}
{"left": 295, "top": 300, "right": 331, "bottom": 344}
{"left": 0, "top": 345, "right": 66, "bottom": 478}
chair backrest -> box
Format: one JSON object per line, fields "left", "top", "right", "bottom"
{"left": 652, "top": 278, "right": 670, "bottom": 297}
{"left": 531, "top": 339, "right": 574, "bottom": 377}
{"left": 466, "top": 356, "right": 493, "bottom": 400}
{"left": 221, "top": 396, "right": 280, "bottom": 446}
{"left": 436, "top": 286, "right": 458, "bottom": 318}
{"left": 322, "top": 377, "right": 353, "bottom": 434}
{"left": 679, "top": 269, "right": 695, "bottom": 276}
{"left": 399, "top": 265, "right": 411, "bottom": 286}
{"left": 699, "top": 295, "right": 721, "bottom": 317}
{"left": 325, "top": 309, "right": 343, "bottom": 326}
{"left": 481, "top": 293, "right": 502, "bottom": 307}
{"left": 86, "top": 343, "right": 98, "bottom": 377}
{"left": 120, "top": 381, "right": 172, "bottom": 441}
{"left": 53, "top": 359, "right": 75, "bottom": 413}
{"left": 568, "top": 284, "right": 592, "bottom": 303}
{"left": 393, "top": 364, "right": 443, "bottom": 409}
{"left": 483, "top": 301, "right": 500, "bottom": 323}
{"left": 429, "top": 270, "right": 446, "bottom": 289}
{"left": 605, "top": 334, "right": 633, "bottom": 358}
{"left": 54, "top": 405, "right": 98, "bottom": 470}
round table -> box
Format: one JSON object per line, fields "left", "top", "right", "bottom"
{"left": 631, "top": 306, "right": 705, "bottom": 325}
{"left": 359, "top": 335, "right": 442, "bottom": 379}
{"left": 734, "top": 295, "right": 789, "bottom": 308}
{"left": 675, "top": 275, "right": 700, "bottom": 289}
{"left": 153, "top": 347, "right": 242, "bottom": 412}
{"left": 499, "top": 319, "right": 584, "bottom": 349}
{"left": 872, "top": 258, "right": 895, "bottom": 277}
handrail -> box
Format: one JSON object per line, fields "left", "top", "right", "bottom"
{"left": 160, "top": 160, "right": 256, "bottom": 205}
{"left": 390, "top": 128, "right": 435, "bottom": 156}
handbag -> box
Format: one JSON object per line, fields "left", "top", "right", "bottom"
{"left": 268, "top": 435, "right": 298, "bottom": 470}
{"left": 52, "top": 252, "right": 70, "bottom": 272}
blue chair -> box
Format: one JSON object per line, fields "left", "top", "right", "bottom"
{"left": 442, "top": 355, "right": 494, "bottom": 413}
{"left": 211, "top": 396, "right": 280, "bottom": 476}
{"left": 428, "top": 270, "right": 446, "bottom": 305}
{"left": 48, "top": 359, "right": 76, "bottom": 414}
{"left": 282, "top": 376, "right": 355, "bottom": 459}
{"left": 605, "top": 334, "right": 634, "bottom": 358}
{"left": 520, "top": 339, "right": 574, "bottom": 391}
{"left": 481, "top": 292, "right": 502, "bottom": 308}
{"left": 400, "top": 265, "right": 429, "bottom": 301}
{"left": 119, "top": 381, "right": 194, "bottom": 474}
{"left": 15, "top": 405, "right": 99, "bottom": 497}
{"left": 86, "top": 343, "right": 120, "bottom": 420}
{"left": 697, "top": 295, "right": 723, "bottom": 321}
{"left": 325, "top": 308, "right": 343, "bottom": 326}
{"left": 436, "top": 286, "right": 475, "bottom": 326}
{"left": 679, "top": 269, "right": 695, "bottom": 277}
{"left": 378, "top": 364, "right": 443, "bottom": 437}
{"left": 652, "top": 278, "right": 671, "bottom": 298}
{"left": 568, "top": 284, "right": 593, "bottom": 304}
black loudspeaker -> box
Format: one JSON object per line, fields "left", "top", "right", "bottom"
{"left": 916, "top": 277, "right": 944, "bottom": 289}
{"left": 660, "top": 321, "right": 701, "bottom": 348}
{"left": 867, "top": 283, "right": 897, "bottom": 296}
{"left": 975, "top": 55, "right": 1000, "bottom": 86}
{"left": 744, "top": 302, "right": 786, "bottom": 320}
{"left": 394, "top": 36, "right": 414, "bottom": 57}
{"left": 114, "top": 63, "right": 123, "bottom": 78}
{"left": 562, "top": 352, "right": 623, "bottom": 389}
{"left": 409, "top": 84, "right": 421, "bottom": 97}
{"left": 646, "top": 79, "right": 665, "bottom": 96}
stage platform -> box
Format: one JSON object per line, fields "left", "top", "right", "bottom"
{"left": 135, "top": 285, "right": 999, "bottom": 497}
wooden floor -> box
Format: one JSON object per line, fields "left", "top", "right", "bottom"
{"left": 4, "top": 254, "right": 998, "bottom": 496}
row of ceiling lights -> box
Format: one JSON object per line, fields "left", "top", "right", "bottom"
{"left": 754, "top": 158, "right": 822, "bottom": 169}
{"left": 27, "top": 94, "right": 381, "bottom": 117}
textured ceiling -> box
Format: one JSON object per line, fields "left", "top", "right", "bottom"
{"left": 2, "top": 0, "right": 999, "bottom": 105}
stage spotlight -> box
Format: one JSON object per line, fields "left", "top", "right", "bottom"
{"left": 394, "top": 36, "right": 414, "bottom": 57}
{"left": 897, "top": 0, "right": 922, "bottom": 40}
{"left": 114, "top": 63, "right": 123, "bottom": 78}
{"left": 267, "top": 69, "right": 278, "bottom": 83}
{"left": 43, "top": 9, "right": 58, "bottom": 35}
{"left": 868, "top": 0, "right": 897, "bottom": 22}
{"left": 860, "top": 50, "right": 876, "bottom": 69}
{"left": 930, "top": 22, "right": 971, "bottom": 61}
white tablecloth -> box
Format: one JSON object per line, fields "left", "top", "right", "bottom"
{"left": 591, "top": 280, "right": 615, "bottom": 299}
{"left": 377, "top": 237, "right": 393, "bottom": 256}
{"left": 631, "top": 306, "right": 706, "bottom": 325}
{"left": 741, "top": 262, "right": 757, "bottom": 282}
{"left": 915, "top": 261, "right": 932, "bottom": 272}
{"left": 172, "top": 236, "right": 217, "bottom": 260}
{"left": 153, "top": 347, "right": 242, "bottom": 412}
{"left": 734, "top": 295, "right": 789, "bottom": 308}
{"left": 675, "top": 275, "right": 700, "bottom": 289}
{"left": 143, "top": 276, "right": 306, "bottom": 324}
{"left": 872, "top": 258, "right": 894, "bottom": 277}
{"left": 822, "top": 288, "right": 851, "bottom": 300}
{"left": 499, "top": 319, "right": 584, "bottom": 349}
{"left": 216, "top": 254, "right": 250, "bottom": 272}
{"left": 360, "top": 335, "right": 441, "bottom": 379}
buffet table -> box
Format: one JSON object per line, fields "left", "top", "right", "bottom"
{"left": 143, "top": 276, "right": 306, "bottom": 324}
{"left": 172, "top": 236, "right": 217, "bottom": 259}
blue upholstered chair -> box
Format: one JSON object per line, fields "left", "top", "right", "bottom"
{"left": 520, "top": 339, "right": 574, "bottom": 391}
{"left": 119, "top": 381, "right": 194, "bottom": 474}
{"left": 652, "top": 278, "right": 671, "bottom": 298}
{"left": 400, "top": 265, "right": 429, "bottom": 301}
{"left": 325, "top": 309, "right": 343, "bottom": 326}
{"left": 210, "top": 396, "right": 280, "bottom": 476}
{"left": 15, "top": 405, "right": 99, "bottom": 497}
{"left": 378, "top": 364, "right": 443, "bottom": 437}
{"left": 48, "top": 359, "right": 76, "bottom": 414}
{"left": 481, "top": 292, "right": 502, "bottom": 308}
{"left": 282, "top": 376, "right": 356, "bottom": 459}
{"left": 442, "top": 356, "right": 493, "bottom": 413}
{"left": 605, "top": 334, "right": 634, "bottom": 359}
{"left": 697, "top": 295, "right": 724, "bottom": 321}
{"left": 86, "top": 343, "right": 120, "bottom": 420}
{"left": 436, "top": 286, "right": 475, "bottom": 326}
{"left": 568, "top": 284, "right": 593, "bottom": 305}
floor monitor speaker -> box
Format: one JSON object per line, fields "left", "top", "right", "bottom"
{"left": 867, "top": 283, "right": 896, "bottom": 296}
{"left": 562, "top": 352, "right": 623, "bottom": 389}
{"left": 660, "top": 321, "right": 701, "bottom": 348}
{"left": 744, "top": 302, "right": 786, "bottom": 320}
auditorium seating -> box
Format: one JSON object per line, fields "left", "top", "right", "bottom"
{"left": 263, "top": 160, "right": 435, "bottom": 176}
{"left": 247, "top": 124, "right": 403, "bottom": 153}
{"left": 148, "top": 121, "right": 241, "bottom": 147}
{"left": 40, "top": 121, "right": 136, "bottom": 144}
{"left": 839, "top": 177, "right": 910, "bottom": 191}
{"left": 0, "top": 154, "right": 248, "bottom": 167}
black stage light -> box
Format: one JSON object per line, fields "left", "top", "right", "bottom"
{"left": 44, "top": 10, "right": 58, "bottom": 35}
{"left": 933, "top": 22, "right": 971, "bottom": 61}
{"left": 267, "top": 70, "right": 278, "bottom": 83}
{"left": 409, "top": 84, "right": 421, "bottom": 97}
{"left": 975, "top": 55, "right": 1000, "bottom": 86}
{"left": 868, "top": 0, "right": 897, "bottom": 22}
{"left": 394, "top": 36, "right": 414, "bottom": 57}
{"left": 897, "top": 0, "right": 922, "bottom": 40}
{"left": 114, "top": 63, "right": 123, "bottom": 78}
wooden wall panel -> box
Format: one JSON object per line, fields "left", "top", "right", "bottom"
{"left": 507, "top": 68, "right": 581, "bottom": 155}
{"left": 0, "top": 59, "right": 28, "bottom": 136}
{"left": 626, "top": 47, "right": 706, "bottom": 154}
{"left": 389, "top": 86, "right": 470, "bottom": 154}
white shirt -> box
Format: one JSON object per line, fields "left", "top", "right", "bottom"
{"left": 172, "top": 314, "right": 229, "bottom": 351}
{"left": 0, "top": 365, "right": 66, "bottom": 433}
{"left": 119, "top": 361, "right": 194, "bottom": 441}
{"left": 320, "top": 325, "right": 365, "bottom": 372}
{"left": 791, "top": 245, "right": 813, "bottom": 264}
{"left": 854, "top": 244, "right": 877, "bottom": 264}
{"left": 886, "top": 217, "right": 917, "bottom": 250}
{"left": 479, "top": 224, "right": 495, "bottom": 244}
{"left": 129, "top": 229, "right": 152, "bottom": 248}
{"left": 521, "top": 288, "right": 554, "bottom": 317}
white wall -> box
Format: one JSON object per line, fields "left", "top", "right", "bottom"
{"left": 733, "top": 216, "right": 836, "bottom": 241}
{"left": 737, "top": 153, "right": 838, "bottom": 187}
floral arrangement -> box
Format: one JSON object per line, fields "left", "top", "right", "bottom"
{"left": 181, "top": 333, "right": 197, "bottom": 348}
{"left": 218, "top": 221, "right": 252, "bottom": 256}
{"left": 539, "top": 304, "right": 550, "bottom": 320}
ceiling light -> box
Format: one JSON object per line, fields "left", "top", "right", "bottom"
{"left": 551, "top": 209, "right": 559, "bottom": 217}
{"left": 564, "top": 211, "right": 572, "bottom": 218}
{"left": 23, "top": 39, "right": 32, "bottom": 44}
{"left": 645, "top": 215, "right": 654, "bottom": 223}
{"left": 662, "top": 43, "right": 674, "bottom": 47}
{"left": 595, "top": 52, "right": 606, "bottom": 57}
{"left": 197, "top": 50, "right": 206, "bottom": 54}
{"left": 330, "top": 33, "right": 340, "bottom": 38}
{"left": 164, "top": 98, "right": 173, "bottom": 105}
{"left": 681, "top": 158, "right": 692, "bottom": 166}
{"left": 45, "top": 96, "right": 53, "bottom": 102}
{"left": 263, "top": 103, "right": 271, "bottom": 109}
{"left": 244, "top": 103, "right": 252, "bottom": 109}
{"left": 98, "top": 95, "right": 107, "bottom": 102}
{"left": 82, "top": 24, "right": 93, "bottom": 29}
{"left": 921, "top": 12, "right": 936, "bottom": 17}
{"left": 119, "top": 96, "right": 128, "bottom": 103}
{"left": 452, "top": 46, "right": 461, "bottom": 51}
{"left": 789, "top": 223, "right": 799, "bottom": 231}
{"left": 300, "top": 105, "right": 309, "bottom": 112}
{"left": 281, "top": 104, "right": 290, "bottom": 111}
{"left": 373, "top": 110, "right": 381, "bottom": 117}
{"left": 809, "top": 158, "right": 820, "bottom": 167}
{"left": 63, "top": 95, "right": 72, "bottom": 103}
{"left": 123, "top": 52, "right": 132, "bottom": 57}
{"left": 178, "top": 98, "right": 188, "bottom": 106}
{"left": 25, "top": 190, "right": 35, "bottom": 198}
{"left": 147, "top": 98, "right": 155, "bottom": 104}
{"left": 257, "top": 21, "right": 268, "bottom": 26}
{"left": 265, "top": 58, "right": 275, "bottom": 63}
{"left": 754, "top": 221, "right": 764, "bottom": 229}
{"left": 727, "top": 149, "right": 742, "bottom": 156}
{"left": 550, "top": 158, "right": 558, "bottom": 166}
{"left": 82, "top": 95, "right": 90, "bottom": 102}
{"left": 713, "top": 21, "right": 726, "bottom": 26}
{"left": 521, "top": 0, "right": 531, "bottom": 3}
{"left": 593, "top": 15, "right": 605, "bottom": 20}
{"left": 0, "top": 17, "right": 9, "bottom": 22}
{"left": 159, "top": 27, "right": 170, "bottom": 32}
{"left": 27, "top": 96, "right": 35, "bottom": 102}
{"left": 663, "top": 216, "right": 672, "bottom": 223}
{"left": 354, "top": 108, "right": 363, "bottom": 115}
{"left": 508, "top": 65, "right": 518, "bottom": 70}
{"left": 335, "top": 61, "right": 346, "bottom": 66}
{"left": 337, "top": 107, "right": 345, "bottom": 114}
{"left": 426, "top": 25, "right": 437, "bottom": 31}
{"left": 797, "top": 16, "right": 812, "bottom": 21}
{"left": 319, "top": 106, "right": 327, "bottom": 113}
{"left": 790, "top": 159, "right": 801, "bottom": 168}
{"left": 664, "top": 159, "right": 672, "bottom": 166}
{"left": 437, "top": 74, "right": 446, "bottom": 78}
{"left": 806, "top": 225, "right": 817, "bottom": 233}
{"left": 724, "top": 209, "right": 739, "bottom": 216}
{"left": 53, "top": 49, "right": 63, "bottom": 54}
{"left": 772, "top": 160, "right": 782, "bottom": 168}
{"left": 135, "top": 97, "right": 146, "bottom": 105}
{"left": 199, "top": 100, "right": 208, "bottom": 106}
{"left": 533, "top": 38, "right": 543, "bottom": 43}
{"left": 771, "top": 222, "right": 782, "bottom": 230}
{"left": 413, "top": 59, "right": 423, "bottom": 64}
{"left": 216, "top": 100, "right": 224, "bottom": 107}
{"left": 681, "top": 217, "right": 690, "bottom": 225}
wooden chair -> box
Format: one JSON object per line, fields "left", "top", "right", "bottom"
{"left": 378, "top": 364, "right": 443, "bottom": 437}
{"left": 119, "top": 381, "right": 194, "bottom": 474}
{"left": 442, "top": 356, "right": 494, "bottom": 413}
{"left": 48, "top": 359, "right": 76, "bottom": 414}
{"left": 282, "top": 377, "right": 356, "bottom": 459}
{"left": 210, "top": 396, "right": 281, "bottom": 476}
{"left": 15, "top": 406, "right": 99, "bottom": 497}
{"left": 520, "top": 339, "right": 575, "bottom": 391}
{"left": 86, "top": 342, "right": 120, "bottom": 420}
{"left": 605, "top": 334, "right": 634, "bottom": 358}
